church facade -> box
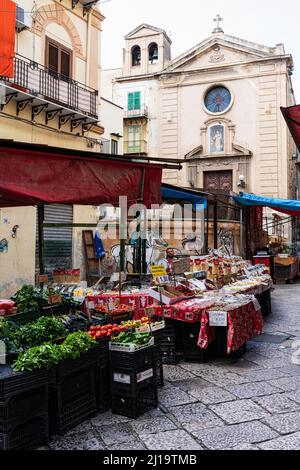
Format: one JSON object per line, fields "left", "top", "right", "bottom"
{"left": 102, "top": 21, "right": 297, "bottom": 199}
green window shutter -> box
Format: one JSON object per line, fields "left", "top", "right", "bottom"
{"left": 134, "top": 91, "right": 141, "bottom": 110}
{"left": 128, "top": 93, "right": 134, "bottom": 110}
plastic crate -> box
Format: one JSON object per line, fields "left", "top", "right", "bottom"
{"left": 41, "top": 304, "right": 70, "bottom": 316}
{"left": 160, "top": 346, "right": 183, "bottom": 365}
{"left": 0, "top": 366, "right": 50, "bottom": 400}
{"left": 154, "top": 346, "right": 164, "bottom": 388}
{"left": 96, "top": 338, "right": 110, "bottom": 368}
{"left": 109, "top": 337, "right": 154, "bottom": 353}
{"left": 55, "top": 347, "right": 98, "bottom": 381}
{"left": 95, "top": 365, "right": 111, "bottom": 413}
{"left": 49, "top": 391, "right": 97, "bottom": 436}
{"left": 8, "top": 309, "right": 41, "bottom": 327}
{"left": 111, "top": 383, "right": 158, "bottom": 419}
{"left": 0, "top": 416, "right": 49, "bottom": 450}
{"left": 111, "top": 366, "right": 156, "bottom": 396}
{"left": 109, "top": 345, "right": 156, "bottom": 372}
{"left": 54, "top": 367, "right": 96, "bottom": 407}
{"left": 0, "top": 386, "right": 48, "bottom": 432}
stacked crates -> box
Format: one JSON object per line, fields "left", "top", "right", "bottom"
{"left": 182, "top": 322, "right": 212, "bottom": 363}
{"left": 0, "top": 367, "right": 49, "bottom": 450}
{"left": 159, "top": 318, "right": 184, "bottom": 365}
{"left": 109, "top": 342, "right": 158, "bottom": 419}
{"left": 94, "top": 338, "right": 111, "bottom": 412}
{"left": 49, "top": 348, "right": 98, "bottom": 436}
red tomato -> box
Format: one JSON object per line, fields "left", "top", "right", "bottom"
{"left": 95, "top": 332, "right": 101, "bottom": 339}
{"left": 107, "top": 330, "right": 112, "bottom": 336}
{"left": 100, "top": 331, "right": 107, "bottom": 337}
{"left": 90, "top": 326, "right": 96, "bottom": 331}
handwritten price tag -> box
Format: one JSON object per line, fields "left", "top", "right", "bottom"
{"left": 48, "top": 294, "right": 62, "bottom": 305}
{"left": 208, "top": 310, "right": 228, "bottom": 327}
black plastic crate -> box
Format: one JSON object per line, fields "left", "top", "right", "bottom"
{"left": 96, "top": 338, "right": 110, "bottom": 368}
{"left": 182, "top": 322, "right": 212, "bottom": 363}
{"left": 111, "top": 383, "right": 158, "bottom": 419}
{"left": 55, "top": 347, "right": 98, "bottom": 381}
{"left": 0, "top": 366, "right": 50, "bottom": 400}
{"left": 49, "top": 391, "right": 97, "bottom": 436}
{"left": 0, "top": 416, "right": 49, "bottom": 450}
{"left": 154, "top": 346, "right": 164, "bottom": 388}
{"left": 0, "top": 386, "right": 48, "bottom": 432}
{"left": 160, "top": 346, "right": 183, "bottom": 365}
{"left": 109, "top": 345, "right": 156, "bottom": 372}
{"left": 111, "top": 366, "right": 156, "bottom": 396}
{"left": 41, "top": 304, "right": 70, "bottom": 316}
{"left": 95, "top": 365, "right": 111, "bottom": 413}
{"left": 54, "top": 367, "right": 96, "bottom": 407}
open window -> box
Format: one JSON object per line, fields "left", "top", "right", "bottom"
{"left": 131, "top": 45, "right": 141, "bottom": 67}
{"left": 149, "top": 43, "right": 158, "bottom": 64}
{"left": 46, "top": 37, "right": 72, "bottom": 81}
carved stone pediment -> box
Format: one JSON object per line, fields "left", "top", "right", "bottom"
{"left": 185, "top": 142, "right": 252, "bottom": 160}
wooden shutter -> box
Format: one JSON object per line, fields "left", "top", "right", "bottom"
{"left": 134, "top": 91, "right": 141, "bottom": 110}
{"left": 128, "top": 92, "right": 134, "bottom": 110}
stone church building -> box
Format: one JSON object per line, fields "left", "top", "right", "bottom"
{"left": 102, "top": 19, "right": 297, "bottom": 199}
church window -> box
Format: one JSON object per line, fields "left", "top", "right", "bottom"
{"left": 149, "top": 43, "right": 158, "bottom": 64}
{"left": 205, "top": 86, "right": 231, "bottom": 113}
{"left": 132, "top": 45, "right": 141, "bottom": 66}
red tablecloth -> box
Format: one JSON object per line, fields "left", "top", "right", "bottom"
{"left": 198, "top": 301, "right": 264, "bottom": 354}
{"left": 87, "top": 293, "right": 154, "bottom": 319}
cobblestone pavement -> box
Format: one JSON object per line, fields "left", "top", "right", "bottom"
{"left": 45, "top": 282, "right": 300, "bottom": 450}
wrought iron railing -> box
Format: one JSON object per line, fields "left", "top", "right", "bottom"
{"left": 124, "top": 106, "right": 148, "bottom": 118}
{"left": 1, "top": 54, "right": 98, "bottom": 118}
{"left": 124, "top": 140, "right": 148, "bottom": 154}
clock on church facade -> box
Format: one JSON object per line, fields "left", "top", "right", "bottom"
{"left": 205, "top": 86, "right": 231, "bottom": 113}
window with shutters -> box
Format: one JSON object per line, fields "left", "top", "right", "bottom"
{"left": 127, "top": 125, "right": 141, "bottom": 153}
{"left": 128, "top": 91, "right": 141, "bottom": 111}
{"left": 45, "top": 37, "right": 72, "bottom": 81}
{"left": 111, "top": 139, "right": 118, "bottom": 155}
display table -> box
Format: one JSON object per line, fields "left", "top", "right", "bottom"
{"left": 87, "top": 292, "right": 154, "bottom": 319}
{"left": 274, "top": 256, "right": 298, "bottom": 283}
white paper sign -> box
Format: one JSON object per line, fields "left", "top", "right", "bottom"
{"left": 113, "top": 373, "right": 131, "bottom": 384}
{"left": 137, "top": 368, "right": 154, "bottom": 383}
{"left": 209, "top": 310, "right": 228, "bottom": 327}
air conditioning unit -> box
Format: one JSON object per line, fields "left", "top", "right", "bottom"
{"left": 15, "top": 6, "right": 31, "bottom": 32}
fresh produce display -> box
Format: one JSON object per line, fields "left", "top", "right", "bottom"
{"left": 0, "top": 317, "right": 21, "bottom": 355}
{"left": 111, "top": 331, "right": 152, "bottom": 346}
{"left": 120, "top": 317, "right": 149, "bottom": 329}
{"left": 12, "top": 331, "right": 96, "bottom": 372}
{"left": 88, "top": 323, "right": 129, "bottom": 340}
{"left": 11, "top": 285, "right": 48, "bottom": 313}
{"left": 13, "top": 316, "right": 67, "bottom": 348}
{"left": 110, "top": 304, "right": 133, "bottom": 315}
{"left": 94, "top": 304, "right": 108, "bottom": 314}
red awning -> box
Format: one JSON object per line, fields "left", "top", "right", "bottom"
{"left": 0, "top": 142, "right": 162, "bottom": 208}
{"left": 281, "top": 105, "right": 300, "bottom": 154}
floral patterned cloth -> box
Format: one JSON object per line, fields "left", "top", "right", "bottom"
{"left": 87, "top": 293, "right": 154, "bottom": 319}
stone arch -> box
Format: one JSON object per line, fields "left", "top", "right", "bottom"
{"left": 33, "top": 5, "right": 84, "bottom": 59}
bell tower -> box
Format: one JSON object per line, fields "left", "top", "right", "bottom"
{"left": 123, "top": 24, "right": 172, "bottom": 76}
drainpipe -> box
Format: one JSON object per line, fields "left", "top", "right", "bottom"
{"left": 85, "top": 11, "right": 92, "bottom": 87}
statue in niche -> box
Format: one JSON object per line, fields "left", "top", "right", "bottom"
{"left": 210, "top": 125, "right": 224, "bottom": 153}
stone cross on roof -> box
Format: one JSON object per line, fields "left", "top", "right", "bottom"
{"left": 212, "top": 14, "right": 224, "bottom": 34}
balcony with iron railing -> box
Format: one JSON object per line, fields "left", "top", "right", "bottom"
{"left": 124, "top": 106, "right": 148, "bottom": 119}
{"left": 0, "top": 53, "right": 98, "bottom": 119}
{"left": 124, "top": 140, "right": 148, "bottom": 155}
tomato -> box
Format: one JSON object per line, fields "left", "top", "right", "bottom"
{"left": 90, "top": 326, "right": 96, "bottom": 331}
{"left": 119, "top": 326, "right": 126, "bottom": 332}
{"left": 100, "top": 331, "right": 107, "bottom": 337}
{"left": 107, "top": 330, "right": 112, "bottom": 336}
{"left": 95, "top": 332, "right": 101, "bottom": 339}
{"left": 107, "top": 324, "right": 112, "bottom": 329}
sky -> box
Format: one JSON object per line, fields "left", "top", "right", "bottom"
{"left": 100, "top": 0, "right": 300, "bottom": 101}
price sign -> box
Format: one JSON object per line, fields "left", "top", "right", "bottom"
{"left": 150, "top": 265, "right": 168, "bottom": 285}
{"left": 208, "top": 310, "right": 228, "bottom": 327}
{"left": 48, "top": 294, "right": 62, "bottom": 305}
{"left": 38, "top": 274, "right": 48, "bottom": 284}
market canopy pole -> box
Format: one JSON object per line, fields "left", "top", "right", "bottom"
{"left": 37, "top": 205, "right": 45, "bottom": 275}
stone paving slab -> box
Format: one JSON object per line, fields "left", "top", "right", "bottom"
{"left": 168, "top": 402, "right": 224, "bottom": 432}
{"left": 96, "top": 423, "right": 135, "bottom": 446}
{"left": 286, "top": 389, "right": 300, "bottom": 404}
{"left": 209, "top": 399, "right": 270, "bottom": 424}
{"left": 258, "top": 431, "right": 300, "bottom": 450}
{"left": 142, "top": 429, "right": 203, "bottom": 450}
{"left": 268, "top": 376, "right": 300, "bottom": 392}
{"left": 225, "top": 381, "right": 281, "bottom": 399}
{"left": 188, "top": 368, "right": 248, "bottom": 386}
{"left": 158, "top": 384, "right": 198, "bottom": 407}
{"left": 231, "top": 443, "right": 260, "bottom": 450}
{"left": 49, "top": 431, "right": 105, "bottom": 450}
{"left": 171, "top": 377, "right": 211, "bottom": 393}
{"left": 130, "top": 416, "right": 178, "bottom": 437}
{"left": 107, "top": 440, "right": 147, "bottom": 451}
{"left": 163, "top": 365, "right": 196, "bottom": 381}
{"left": 253, "top": 393, "right": 300, "bottom": 414}
{"left": 192, "top": 421, "right": 278, "bottom": 450}
{"left": 262, "top": 411, "right": 300, "bottom": 435}
{"left": 235, "top": 368, "right": 287, "bottom": 383}
{"left": 187, "top": 385, "right": 236, "bottom": 404}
